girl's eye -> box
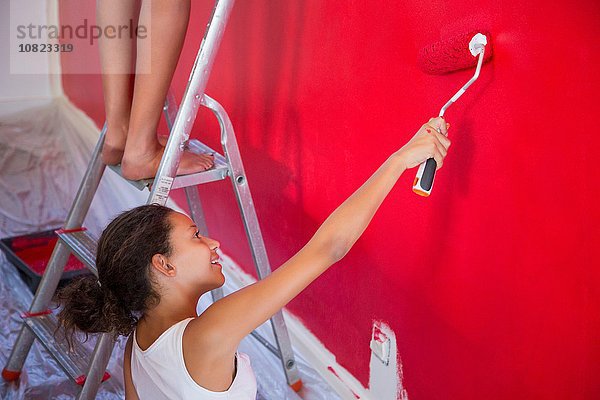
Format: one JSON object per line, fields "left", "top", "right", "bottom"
{"left": 194, "top": 230, "right": 201, "bottom": 239}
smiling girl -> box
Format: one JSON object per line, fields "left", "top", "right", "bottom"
{"left": 57, "top": 117, "right": 450, "bottom": 399}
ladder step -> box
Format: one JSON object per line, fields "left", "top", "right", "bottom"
{"left": 22, "top": 313, "right": 109, "bottom": 385}
{"left": 56, "top": 229, "right": 98, "bottom": 276}
{"left": 109, "top": 139, "right": 230, "bottom": 191}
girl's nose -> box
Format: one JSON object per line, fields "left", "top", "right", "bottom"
{"left": 206, "top": 236, "right": 220, "bottom": 251}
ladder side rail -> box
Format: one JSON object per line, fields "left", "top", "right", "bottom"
{"left": 163, "top": 91, "right": 224, "bottom": 301}
{"left": 148, "top": 0, "right": 236, "bottom": 205}
{"left": 269, "top": 312, "right": 299, "bottom": 384}
{"left": 31, "top": 123, "right": 108, "bottom": 311}
{"left": 3, "top": 125, "right": 108, "bottom": 378}
{"left": 162, "top": 90, "right": 210, "bottom": 238}
{"left": 201, "top": 96, "right": 272, "bottom": 278}
{"left": 76, "top": 333, "right": 115, "bottom": 400}
{"left": 201, "top": 95, "right": 301, "bottom": 387}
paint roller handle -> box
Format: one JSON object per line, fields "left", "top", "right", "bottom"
{"left": 412, "top": 157, "right": 437, "bottom": 197}
{"left": 410, "top": 121, "right": 449, "bottom": 197}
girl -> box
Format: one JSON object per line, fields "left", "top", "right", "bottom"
{"left": 57, "top": 117, "right": 451, "bottom": 399}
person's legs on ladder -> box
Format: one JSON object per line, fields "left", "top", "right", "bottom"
{"left": 97, "top": 0, "right": 139, "bottom": 166}
{"left": 98, "top": 0, "right": 214, "bottom": 180}
{"left": 121, "top": 0, "right": 214, "bottom": 180}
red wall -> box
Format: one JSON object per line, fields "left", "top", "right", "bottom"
{"left": 61, "top": 1, "right": 599, "bottom": 399}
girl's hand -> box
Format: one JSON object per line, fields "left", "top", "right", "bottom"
{"left": 395, "top": 117, "right": 451, "bottom": 170}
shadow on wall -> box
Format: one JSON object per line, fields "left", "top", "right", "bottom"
{"left": 230, "top": 0, "right": 308, "bottom": 203}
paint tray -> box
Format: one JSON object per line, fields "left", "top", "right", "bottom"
{"left": 0, "top": 229, "right": 91, "bottom": 293}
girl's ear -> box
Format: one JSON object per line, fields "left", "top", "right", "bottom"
{"left": 151, "top": 254, "right": 176, "bottom": 277}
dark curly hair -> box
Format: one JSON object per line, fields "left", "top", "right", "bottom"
{"left": 57, "top": 204, "right": 174, "bottom": 339}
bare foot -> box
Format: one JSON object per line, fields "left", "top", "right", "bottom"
{"left": 101, "top": 125, "right": 128, "bottom": 165}
{"left": 120, "top": 144, "right": 215, "bottom": 181}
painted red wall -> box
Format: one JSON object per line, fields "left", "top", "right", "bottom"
{"left": 61, "top": 1, "right": 599, "bottom": 399}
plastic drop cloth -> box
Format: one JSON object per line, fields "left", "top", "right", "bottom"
{"left": 0, "top": 97, "right": 341, "bottom": 399}
{"left": 0, "top": 96, "right": 150, "bottom": 238}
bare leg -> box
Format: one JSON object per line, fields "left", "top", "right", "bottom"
{"left": 121, "top": 0, "right": 213, "bottom": 180}
{"left": 97, "top": 0, "right": 139, "bottom": 165}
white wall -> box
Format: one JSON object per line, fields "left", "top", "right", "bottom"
{"left": 0, "top": 0, "right": 61, "bottom": 116}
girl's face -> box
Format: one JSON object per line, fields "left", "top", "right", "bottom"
{"left": 166, "top": 211, "right": 224, "bottom": 294}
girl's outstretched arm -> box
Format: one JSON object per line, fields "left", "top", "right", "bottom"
{"left": 193, "top": 117, "right": 450, "bottom": 349}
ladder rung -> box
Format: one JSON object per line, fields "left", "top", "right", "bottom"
{"left": 56, "top": 230, "right": 98, "bottom": 276}
{"left": 109, "top": 139, "right": 230, "bottom": 191}
{"left": 23, "top": 313, "right": 94, "bottom": 383}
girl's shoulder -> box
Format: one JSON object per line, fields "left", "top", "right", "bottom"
{"left": 185, "top": 309, "right": 239, "bottom": 353}
{"left": 182, "top": 315, "right": 240, "bottom": 392}
{"left": 184, "top": 314, "right": 237, "bottom": 357}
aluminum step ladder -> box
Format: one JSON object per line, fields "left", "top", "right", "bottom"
{"left": 1, "top": 0, "right": 301, "bottom": 398}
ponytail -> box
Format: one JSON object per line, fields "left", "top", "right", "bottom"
{"left": 57, "top": 275, "right": 139, "bottom": 339}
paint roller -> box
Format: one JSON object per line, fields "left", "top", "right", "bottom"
{"left": 412, "top": 32, "right": 492, "bottom": 197}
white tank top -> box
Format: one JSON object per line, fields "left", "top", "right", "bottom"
{"left": 130, "top": 318, "right": 257, "bottom": 399}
